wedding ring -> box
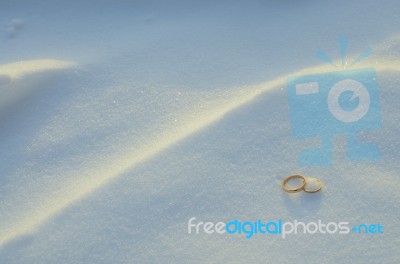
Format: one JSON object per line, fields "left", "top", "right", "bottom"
{"left": 281, "top": 174, "right": 306, "bottom": 193}
{"left": 303, "top": 177, "right": 323, "bottom": 193}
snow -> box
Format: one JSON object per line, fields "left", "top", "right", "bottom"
{"left": 0, "top": 0, "right": 399, "bottom": 263}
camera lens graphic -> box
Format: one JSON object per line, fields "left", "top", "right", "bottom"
{"left": 327, "top": 79, "right": 370, "bottom": 123}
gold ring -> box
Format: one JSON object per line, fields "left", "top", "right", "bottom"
{"left": 303, "top": 178, "right": 323, "bottom": 193}
{"left": 281, "top": 174, "right": 306, "bottom": 193}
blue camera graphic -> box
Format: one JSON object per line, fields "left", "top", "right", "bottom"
{"left": 287, "top": 68, "right": 381, "bottom": 166}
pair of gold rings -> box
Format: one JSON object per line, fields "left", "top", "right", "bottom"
{"left": 281, "top": 174, "right": 323, "bottom": 193}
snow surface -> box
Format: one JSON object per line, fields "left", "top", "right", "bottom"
{"left": 0, "top": 0, "right": 399, "bottom": 263}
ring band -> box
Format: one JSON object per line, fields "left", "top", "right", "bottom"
{"left": 281, "top": 174, "right": 306, "bottom": 193}
{"left": 303, "top": 178, "right": 323, "bottom": 193}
